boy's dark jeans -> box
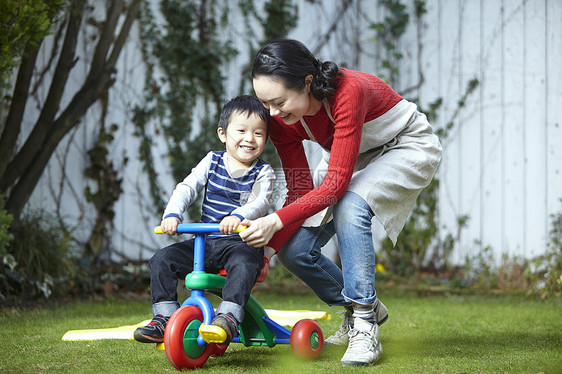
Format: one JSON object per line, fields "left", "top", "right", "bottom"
{"left": 149, "top": 235, "right": 264, "bottom": 310}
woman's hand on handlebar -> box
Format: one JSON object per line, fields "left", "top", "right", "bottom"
{"left": 239, "top": 213, "right": 283, "bottom": 248}
{"left": 160, "top": 217, "right": 181, "bottom": 235}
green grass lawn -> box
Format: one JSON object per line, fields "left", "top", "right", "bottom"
{"left": 0, "top": 288, "right": 560, "bottom": 373}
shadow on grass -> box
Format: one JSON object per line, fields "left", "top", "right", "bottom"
{"left": 201, "top": 343, "right": 338, "bottom": 372}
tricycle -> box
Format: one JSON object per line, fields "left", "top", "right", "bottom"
{"left": 154, "top": 223, "right": 324, "bottom": 370}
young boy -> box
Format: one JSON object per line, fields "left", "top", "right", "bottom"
{"left": 134, "top": 95, "right": 275, "bottom": 345}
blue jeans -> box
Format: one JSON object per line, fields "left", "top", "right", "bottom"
{"left": 277, "top": 191, "right": 377, "bottom": 306}
{"left": 149, "top": 236, "right": 264, "bottom": 321}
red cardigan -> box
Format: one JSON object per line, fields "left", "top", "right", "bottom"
{"left": 268, "top": 68, "right": 403, "bottom": 251}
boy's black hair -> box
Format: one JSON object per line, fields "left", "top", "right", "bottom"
{"left": 218, "top": 95, "right": 271, "bottom": 138}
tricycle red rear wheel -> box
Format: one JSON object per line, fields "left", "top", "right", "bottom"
{"left": 290, "top": 319, "right": 324, "bottom": 359}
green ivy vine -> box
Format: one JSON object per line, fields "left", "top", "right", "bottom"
{"left": 84, "top": 119, "right": 124, "bottom": 264}
{"left": 133, "top": 0, "right": 297, "bottom": 220}
{"left": 373, "top": 0, "right": 480, "bottom": 275}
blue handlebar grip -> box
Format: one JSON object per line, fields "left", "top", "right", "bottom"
{"left": 153, "top": 223, "right": 245, "bottom": 235}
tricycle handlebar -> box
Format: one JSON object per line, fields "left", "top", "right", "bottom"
{"left": 154, "top": 223, "right": 246, "bottom": 235}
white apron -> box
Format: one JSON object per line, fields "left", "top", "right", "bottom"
{"left": 300, "top": 99, "right": 442, "bottom": 246}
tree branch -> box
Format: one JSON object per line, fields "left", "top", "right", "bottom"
{"left": 89, "top": 0, "right": 123, "bottom": 79}
{"left": 2, "top": 0, "right": 139, "bottom": 217}
{"left": 0, "top": 48, "right": 39, "bottom": 185}
{"left": 106, "top": 0, "right": 142, "bottom": 67}
{"left": 31, "top": 14, "right": 68, "bottom": 98}
{"left": 5, "top": 72, "right": 115, "bottom": 217}
{"left": 0, "top": 1, "right": 84, "bottom": 193}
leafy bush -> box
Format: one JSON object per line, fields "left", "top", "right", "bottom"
{"left": 0, "top": 0, "right": 67, "bottom": 89}
{"left": 0, "top": 195, "right": 14, "bottom": 303}
{"left": 0, "top": 210, "right": 81, "bottom": 304}
{"left": 407, "top": 203, "right": 562, "bottom": 296}
{"left": 380, "top": 178, "right": 440, "bottom": 276}
{"left": 524, "top": 201, "right": 562, "bottom": 296}
{"left": 0, "top": 195, "right": 13, "bottom": 257}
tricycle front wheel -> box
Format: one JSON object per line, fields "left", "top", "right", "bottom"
{"left": 164, "top": 306, "right": 213, "bottom": 370}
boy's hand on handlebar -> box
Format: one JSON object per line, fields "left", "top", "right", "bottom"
{"left": 220, "top": 215, "right": 242, "bottom": 235}
{"left": 160, "top": 217, "right": 181, "bottom": 235}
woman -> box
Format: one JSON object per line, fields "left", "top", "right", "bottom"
{"left": 240, "top": 39, "right": 442, "bottom": 366}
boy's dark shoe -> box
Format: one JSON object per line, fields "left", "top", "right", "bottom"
{"left": 199, "top": 313, "right": 238, "bottom": 345}
{"left": 134, "top": 314, "right": 169, "bottom": 343}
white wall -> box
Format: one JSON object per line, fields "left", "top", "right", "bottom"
{"left": 282, "top": 0, "right": 562, "bottom": 263}
{"left": 408, "top": 0, "right": 562, "bottom": 263}
{"left": 25, "top": 0, "right": 561, "bottom": 265}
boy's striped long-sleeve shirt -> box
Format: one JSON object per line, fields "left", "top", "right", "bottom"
{"left": 163, "top": 151, "right": 275, "bottom": 224}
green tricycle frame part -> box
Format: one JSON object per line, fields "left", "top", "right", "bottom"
{"left": 185, "top": 271, "right": 277, "bottom": 347}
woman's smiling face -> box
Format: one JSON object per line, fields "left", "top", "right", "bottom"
{"left": 253, "top": 75, "right": 315, "bottom": 125}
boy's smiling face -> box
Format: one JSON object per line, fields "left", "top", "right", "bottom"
{"left": 218, "top": 110, "right": 267, "bottom": 170}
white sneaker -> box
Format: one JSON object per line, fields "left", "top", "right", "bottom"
{"left": 324, "top": 310, "right": 353, "bottom": 345}
{"left": 325, "top": 299, "right": 388, "bottom": 346}
{"left": 340, "top": 318, "right": 382, "bottom": 366}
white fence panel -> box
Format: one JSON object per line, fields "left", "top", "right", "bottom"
{"left": 23, "top": 0, "right": 561, "bottom": 264}
{"left": 412, "top": 0, "right": 562, "bottom": 262}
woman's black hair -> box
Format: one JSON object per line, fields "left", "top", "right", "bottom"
{"left": 251, "top": 39, "right": 341, "bottom": 100}
{"left": 218, "top": 95, "right": 271, "bottom": 138}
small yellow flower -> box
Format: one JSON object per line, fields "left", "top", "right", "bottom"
{"left": 375, "top": 263, "right": 386, "bottom": 273}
